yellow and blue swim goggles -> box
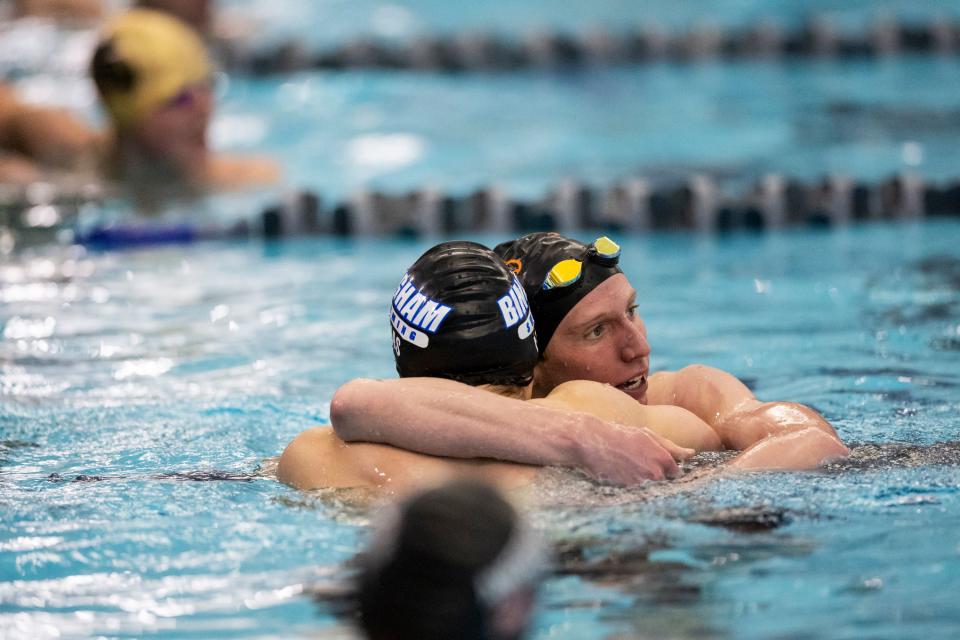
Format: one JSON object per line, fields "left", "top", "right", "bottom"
{"left": 541, "top": 236, "right": 621, "bottom": 290}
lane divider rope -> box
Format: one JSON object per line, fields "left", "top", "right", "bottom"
{"left": 229, "top": 17, "right": 960, "bottom": 74}
{"left": 2, "top": 172, "right": 958, "bottom": 249}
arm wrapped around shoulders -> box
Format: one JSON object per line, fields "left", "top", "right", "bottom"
{"left": 330, "top": 377, "right": 689, "bottom": 484}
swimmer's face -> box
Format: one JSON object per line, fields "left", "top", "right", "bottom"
{"left": 132, "top": 81, "right": 212, "bottom": 172}
{"left": 533, "top": 274, "right": 651, "bottom": 403}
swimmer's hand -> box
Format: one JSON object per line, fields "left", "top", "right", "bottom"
{"left": 575, "top": 421, "right": 694, "bottom": 484}
{"left": 717, "top": 401, "right": 840, "bottom": 451}
{"left": 645, "top": 428, "right": 696, "bottom": 463}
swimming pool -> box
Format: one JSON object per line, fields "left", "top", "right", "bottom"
{"left": 1, "top": 220, "right": 958, "bottom": 638}
{"left": 13, "top": 57, "right": 958, "bottom": 203}
{"left": 215, "top": 0, "right": 960, "bottom": 49}
{"left": 3, "top": 0, "right": 960, "bottom": 636}
{"left": 8, "top": 11, "right": 960, "bottom": 208}
{"left": 11, "top": 53, "right": 958, "bottom": 246}
{"left": 233, "top": 57, "right": 960, "bottom": 202}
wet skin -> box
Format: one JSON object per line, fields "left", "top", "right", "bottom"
{"left": 533, "top": 274, "right": 651, "bottom": 403}
{"left": 323, "top": 266, "right": 848, "bottom": 483}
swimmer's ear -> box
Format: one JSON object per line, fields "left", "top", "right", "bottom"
{"left": 91, "top": 41, "right": 137, "bottom": 93}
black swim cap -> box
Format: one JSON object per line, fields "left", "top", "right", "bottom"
{"left": 391, "top": 241, "right": 538, "bottom": 386}
{"left": 494, "top": 233, "right": 623, "bottom": 353}
{"left": 358, "top": 479, "right": 546, "bottom": 640}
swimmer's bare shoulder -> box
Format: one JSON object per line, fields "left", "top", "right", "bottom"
{"left": 277, "top": 426, "right": 536, "bottom": 496}
{"left": 531, "top": 380, "right": 722, "bottom": 452}
{"left": 207, "top": 154, "right": 281, "bottom": 190}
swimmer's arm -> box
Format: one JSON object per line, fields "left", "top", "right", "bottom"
{"left": 331, "top": 378, "right": 689, "bottom": 484}
{"left": 648, "top": 364, "right": 841, "bottom": 450}
{"left": 277, "top": 427, "right": 375, "bottom": 490}
{"left": 663, "top": 428, "right": 849, "bottom": 494}
{"left": 1, "top": 89, "right": 41, "bottom": 183}
{"left": 14, "top": 0, "right": 103, "bottom": 21}
{"left": 207, "top": 154, "right": 281, "bottom": 189}
{"left": 277, "top": 426, "right": 451, "bottom": 492}
{"left": 728, "top": 427, "right": 849, "bottom": 471}
{"left": 278, "top": 426, "right": 536, "bottom": 493}
{"left": 1, "top": 101, "right": 99, "bottom": 169}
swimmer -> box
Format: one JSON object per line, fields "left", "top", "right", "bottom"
{"left": 277, "top": 242, "right": 847, "bottom": 494}
{"left": 278, "top": 241, "right": 560, "bottom": 493}
{"left": 330, "top": 232, "right": 847, "bottom": 484}
{"left": 91, "top": 9, "right": 279, "bottom": 206}
{"left": 0, "top": 9, "right": 279, "bottom": 208}
{"left": 356, "top": 479, "right": 545, "bottom": 640}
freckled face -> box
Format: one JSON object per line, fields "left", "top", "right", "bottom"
{"left": 532, "top": 274, "right": 651, "bottom": 403}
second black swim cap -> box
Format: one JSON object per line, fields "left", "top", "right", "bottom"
{"left": 359, "top": 479, "right": 546, "bottom": 640}
{"left": 494, "top": 232, "right": 623, "bottom": 353}
{"left": 391, "top": 241, "right": 538, "bottom": 386}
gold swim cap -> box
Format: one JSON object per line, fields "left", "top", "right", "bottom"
{"left": 92, "top": 9, "right": 211, "bottom": 129}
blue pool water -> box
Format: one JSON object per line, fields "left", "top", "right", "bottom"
{"left": 8, "top": 10, "right": 960, "bottom": 208}
{"left": 216, "top": 0, "right": 960, "bottom": 48}
{"left": 20, "top": 56, "right": 960, "bottom": 206}
{"left": 2, "top": 221, "right": 959, "bottom": 638}
{"left": 3, "top": 1, "right": 960, "bottom": 637}
{"left": 228, "top": 57, "right": 960, "bottom": 201}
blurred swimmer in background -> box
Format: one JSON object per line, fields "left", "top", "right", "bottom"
{"left": 356, "top": 479, "right": 546, "bottom": 640}
{"left": 90, "top": 8, "right": 279, "bottom": 205}
{"left": 0, "top": 8, "right": 279, "bottom": 208}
